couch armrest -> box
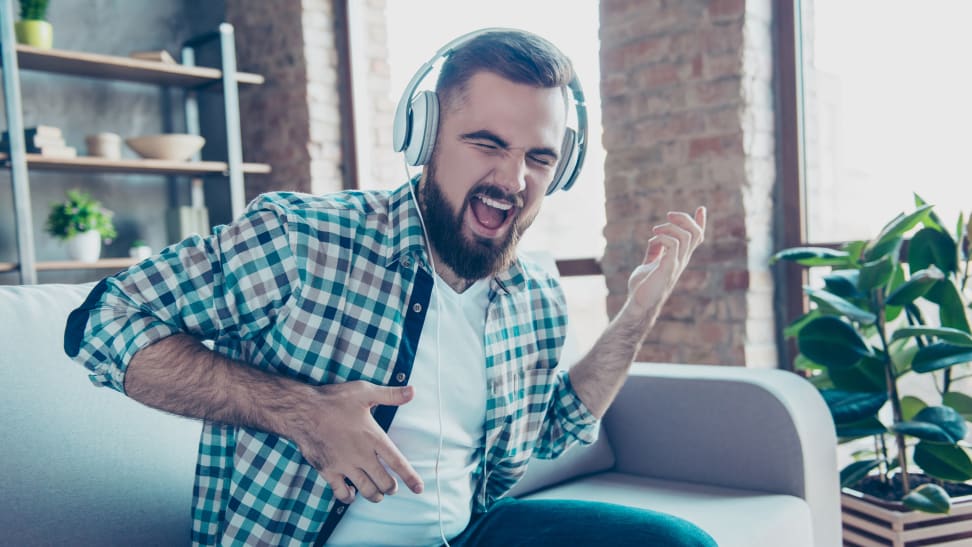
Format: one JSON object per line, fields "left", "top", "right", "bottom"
{"left": 604, "top": 362, "right": 840, "bottom": 547}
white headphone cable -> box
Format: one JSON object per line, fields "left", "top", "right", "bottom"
{"left": 404, "top": 165, "right": 451, "bottom": 547}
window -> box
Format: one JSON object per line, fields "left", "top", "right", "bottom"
{"left": 778, "top": 0, "right": 972, "bottom": 363}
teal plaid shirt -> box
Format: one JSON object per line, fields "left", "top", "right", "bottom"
{"left": 67, "top": 181, "right": 599, "bottom": 545}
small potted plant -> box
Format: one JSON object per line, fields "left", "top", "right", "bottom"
{"left": 772, "top": 196, "right": 972, "bottom": 545}
{"left": 45, "top": 189, "right": 116, "bottom": 262}
{"left": 15, "top": 0, "right": 53, "bottom": 49}
{"left": 128, "top": 239, "right": 152, "bottom": 260}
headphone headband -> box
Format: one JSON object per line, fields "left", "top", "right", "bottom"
{"left": 392, "top": 28, "right": 588, "bottom": 195}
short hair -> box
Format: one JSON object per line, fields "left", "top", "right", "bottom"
{"left": 435, "top": 29, "right": 574, "bottom": 112}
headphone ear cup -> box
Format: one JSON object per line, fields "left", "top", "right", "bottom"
{"left": 547, "top": 127, "right": 578, "bottom": 195}
{"left": 404, "top": 91, "right": 440, "bottom": 166}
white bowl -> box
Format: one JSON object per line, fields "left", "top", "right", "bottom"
{"left": 125, "top": 134, "right": 205, "bottom": 161}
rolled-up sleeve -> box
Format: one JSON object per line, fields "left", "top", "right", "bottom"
{"left": 532, "top": 368, "right": 601, "bottom": 459}
{"left": 65, "top": 196, "right": 301, "bottom": 393}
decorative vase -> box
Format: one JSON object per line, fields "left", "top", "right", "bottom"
{"left": 128, "top": 245, "right": 152, "bottom": 261}
{"left": 66, "top": 230, "right": 102, "bottom": 262}
{"left": 842, "top": 489, "right": 972, "bottom": 546}
{"left": 14, "top": 20, "right": 53, "bottom": 49}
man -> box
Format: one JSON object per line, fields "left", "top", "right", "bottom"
{"left": 66, "top": 29, "right": 710, "bottom": 546}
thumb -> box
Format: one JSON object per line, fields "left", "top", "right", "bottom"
{"left": 368, "top": 384, "right": 415, "bottom": 407}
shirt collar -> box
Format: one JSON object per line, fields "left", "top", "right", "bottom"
{"left": 386, "top": 177, "right": 529, "bottom": 295}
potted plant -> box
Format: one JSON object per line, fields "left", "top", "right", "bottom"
{"left": 45, "top": 189, "right": 116, "bottom": 262}
{"left": 14, "top": 0, "right": 52, "bottom": 49}
{"left": 772, "top": 197, "right": 972, "bottom": 545}
{"left": 128, "top": 239, "right": 152, "bottom": 260}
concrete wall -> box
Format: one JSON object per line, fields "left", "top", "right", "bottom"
{"left": 599, "top": 0, "right": 778, "bottom": 367}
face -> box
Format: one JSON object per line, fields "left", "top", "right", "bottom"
{"left": 418, "top": 71, "right": 567, "bottom": 280}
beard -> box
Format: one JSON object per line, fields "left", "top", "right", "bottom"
{"left": 418, "top": 161, "right": 535, "bottom": 281}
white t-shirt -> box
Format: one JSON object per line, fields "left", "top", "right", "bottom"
{"left": 327, "top": 275, "right": 490, "bottom": 546}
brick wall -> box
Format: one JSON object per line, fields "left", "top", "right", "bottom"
{"left": 226, "top": 0, "right": 350, "bottom": 197}
{"left": 599, "top": 0, "right": 778, "bottom": 367}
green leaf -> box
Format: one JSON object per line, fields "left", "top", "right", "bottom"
{"left": 913, "top": 343, "right": 972, "bottom": 373}
{"left": 797, "top": 316, "right": 875, "bottom": 368}
{"left": 843, "top": 240, "right": 867, "bottom": 263}
{"left": 900, "top": 396, "right": 928, "bottom": 421}
{"left": 913, "top": 442, "right": 972, "bottom": 482}
{"left": 914, "top": 194, "right": 947, "bottom": 233}
{"left": 771, "top": 247, "right": 851, "bottom": 266}
{"left": 840, "top": 459, "right": 882, "bottom": 488}
{"left": 893, "top": 405, "right": 967, "bottom": 443}
{"left": 823, "top": 270, "right": 865, "bottom": 300}
{"left": 909, "top": 227, "right": 958, "bottom": 275}
{"left": 902, "top": 483, "right": 952, "bottom": 514}
{"left": 885, "top": 266, "right": 907, "bottom": 322}
{"left": 784, "top": 310, "right": 822, "bottom": 339}
{"left": 943, "top": 392, "right": 972, "bottom": 422}
{"left": 859, "top": 255, "right": 895, "bottom": 292}
{"left": 829, "top": 356, "right": 887, "bottom": 393}
{"left": 836, "top": 416, "right": 887, "bottom": 439}
{"left": 884, "top": 266, "right": 945, "bottom": 307}
{"left": 864, "top": 204, "right": 934, "bottom": 261}
{"left": 821, "top": 389, "right": 887, "bottom": 424}
{"left": 890, "top": 327, "right": 972, "bottom": 346}
{"left": 930, "top": 281, "right": 972, "bottom": 334}
{"left": 806, "top": 287, "right": 877, "bottom": 324}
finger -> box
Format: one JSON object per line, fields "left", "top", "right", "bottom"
{"left": 652, "top": 222, "right": 691, "bottom": 257}
{"left": 364, "top": 454, "right": 399, "bottom": 495}
{"left": 695, "top": 206, "right": 707, "bottom": 232}
{"left": 666, "top": 211, "right": 704, "bottom": 244}
{"left": 376, "top": 442, "right": 424, "bottom": 494}
{"left": 346, "top": 468, "right": 383, "bottom": 503}
{"left": 642, "top": 238, "right": 664, "bottom": 265}
{"left": 323, "top": 473, "right": 357, "bottom": 504}
{"left": 366, "top": 384, "right": 415, "bottom": 407}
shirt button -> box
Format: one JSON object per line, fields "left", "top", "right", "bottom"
{"left": 395, "top": 372, "right": 406, "bottom": 383}
{"left": 412, "top": 303, "right": 423, "bottom": 313}
{"left": 336, "top": 506, "right": 345, "bottom": 515}
{"left": 402, "top": 257, "right": 412, "bottom": 268}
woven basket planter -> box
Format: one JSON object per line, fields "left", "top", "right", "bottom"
{"left": 842, "top": 489, "right": 972, "bottom": 546}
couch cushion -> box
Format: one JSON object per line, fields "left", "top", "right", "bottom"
{"left": 0, "top": 284, "right": 202, "bottom": 546}
{"left": 523, "top": 472, "right": 814, "bottom": 547}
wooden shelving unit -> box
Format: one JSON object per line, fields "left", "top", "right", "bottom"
{"left": 0, "top": 11, "right": 267, "bottom": 284}
{"left": 15, "top": 44, "right": 264, "bottom": 87}
{"left": 0, "top": 257, "right": 139, "bottom": 273}
{"left": 0, "top": 153, "right": 270, "bottom": 176}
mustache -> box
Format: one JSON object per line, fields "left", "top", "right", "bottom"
{"left": 469, "top": 184, "right": 525, "bottom": 209}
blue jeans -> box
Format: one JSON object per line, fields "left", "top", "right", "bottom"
{"left": 448, "top": 498, "right": 718, "bottom": 546}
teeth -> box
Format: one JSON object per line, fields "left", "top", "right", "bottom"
{"left": 477, "top": 194, "right": 513, "bottom": 211}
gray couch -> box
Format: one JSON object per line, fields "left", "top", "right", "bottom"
{"left": 0, "top": 282, "right": 841, "bottom": 546}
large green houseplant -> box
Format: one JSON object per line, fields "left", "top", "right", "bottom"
{"left": 772, "top": 197, "right": 972, "bottom": 515}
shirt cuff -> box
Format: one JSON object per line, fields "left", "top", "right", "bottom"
{"left": 555, "top": 369, "right": 601, "bottom": 445}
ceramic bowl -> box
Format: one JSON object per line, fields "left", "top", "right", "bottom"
{"left": 125, "top": 134, "right": 205, "bottom": 161}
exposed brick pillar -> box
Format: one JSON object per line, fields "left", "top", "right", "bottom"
{"left": 226, "top": 0, "right": 347, "bottom": 197}
{"left": 599, "top": 0, "right": 778, "bottom": 367}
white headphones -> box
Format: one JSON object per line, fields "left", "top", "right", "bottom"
{"left": 392, "top": 28, "right": 588, "bottom": 195}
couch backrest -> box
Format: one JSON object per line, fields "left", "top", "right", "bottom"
{"left": 0, "top": 284, "right": 202, "bottom": 546}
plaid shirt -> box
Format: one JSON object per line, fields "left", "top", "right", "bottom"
{"left": 66, "top": 181, "right": 599, "bottom": 546}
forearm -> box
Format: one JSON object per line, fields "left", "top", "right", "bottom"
{"left": 124, "top": 333, "right": 315, "bottom": 441}
{"left": 568, "top": 301, "right": 658, "bottom": 418}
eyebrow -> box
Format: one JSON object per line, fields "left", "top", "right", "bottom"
{"left": 460, "top": 130, "right": 560, "bottom": 160}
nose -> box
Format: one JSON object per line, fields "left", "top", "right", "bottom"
{"left": 495, "top": 151, "right": 527, "bottom": 196}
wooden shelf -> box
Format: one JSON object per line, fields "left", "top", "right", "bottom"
{"left": 11, "top": 44, "right": 264, "bottom": 87}
{"left": 0, "top": 257, "right": 140, "bottom": 273}
{"left": 0, "top": 153, "right": 270, "bottom": 175}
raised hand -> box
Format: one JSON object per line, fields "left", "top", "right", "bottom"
{"left": 626, "top": 207, "right": 706, "bottom": 317}
{"left": 292, "top": 381, "right": 424, "bottom": 504}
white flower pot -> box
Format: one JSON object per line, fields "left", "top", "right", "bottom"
{"left": 66, "top": 230, "right": 102, "bottom": 262}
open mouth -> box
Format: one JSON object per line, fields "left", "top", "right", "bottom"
{"left": 468, "top": 193, "right": 517, "bottom": 236}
